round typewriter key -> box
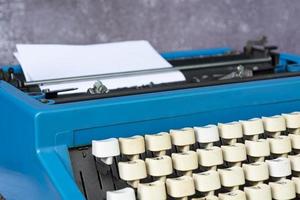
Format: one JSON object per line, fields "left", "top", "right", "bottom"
{"left": 218, "top": 167, "right": 245, "bottom": 188}
{"left": 221, "top": 143, "right": 247, "bottom": 165}
{"left": 266, "top": 157, "right": 291, "bottom": 178}
{"left": 218, "top": 190, "right": 246, "bottom": 200}
{"left": 262, "top": 115, "right": 286, "bottom": 133}
{"left": 240, "top": 118, "right": 264, "bottom": 136}
{"left": 244, "top": 139, "right": 270, "bottom": 158}
{"left": 218, "top": 122, "right": 243, "bottom": 140}
{"left": 172, "top": 151, "right": 198, "bottom": 176}
{"left": 145, "top": 155, "right": 172, "bottom": 180}
{"left": 267, "top": 136, "right": 292, "bottom": 155}
{"left": 170, "top": 128, "right": 195, "bottom": 152}
{"left": 119, "top": 135, "right": 145, "bottom": 160}
{"left": 269, "top": 179, "right": 296, "bottom": 200}
{"left": 194, "top": 125, "right": 220, "bottom": 144}
{"left": 244, "top": 184, "right": 271, "bottom": 200}
{"left": 193, "top": 170, "right": 221, "bottom": 192}
{"left": 289, "top": 133, "right": 300, "bottom": 150}
{"left": 166, "top": 176, "right": 195, "bottom": 198}
{"left": 282, "top": 112, "right": 300, "bottom": 129}
{"left": 106, "top": 187, "right": 136, "bottom": 200}
{"left": 137, "top": 181, "right": 166, "bottom": 200}
{"left": 242, "top": 162, "right": 269, "bottom": 182}
{"left": 118, "top": 159, "right": 147, "bottom": 188}
{"left": 292, "top": 177, "right": 300, "bottom": 196}
{"left": 92, "top": 138, "right": 120, "bottom": 165}
{"left": 145, "top": 132, "right": 171, "bottom": 154}
{"left": 197, "top": 146, "right": 223, "bottom": 168}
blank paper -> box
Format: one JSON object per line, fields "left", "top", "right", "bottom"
{"left": 15, "top": 40, "right": 185, "bottom": 93}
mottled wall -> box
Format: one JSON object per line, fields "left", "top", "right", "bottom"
{"left": 0, "top": 0, "right": 300, "bottom": 65}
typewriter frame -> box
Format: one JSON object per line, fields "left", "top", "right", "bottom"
{"left": 1, "top": 48, "right": 300, "bottom": 199}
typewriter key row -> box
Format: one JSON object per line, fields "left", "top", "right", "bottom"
{"left": 92, "top": 112, "right": 300, "bottom": 199}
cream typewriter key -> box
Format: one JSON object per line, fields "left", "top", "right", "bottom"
{"left": 193, "top": 170, "right": 221, "bottom": 193}
{"left": 218, "top": 167, "right": 245, "bottom": 189}
{"left": 244, "top": 184, "right": 272, "bottom": 200}
{"left": 92, "top": 138, "right": 120, "bottom": 165}
{"left": 221, "top": 143, "right": 246, "bottom": 166}
{"left": 292, "top": 177, "right": 300, "bottom": 196}
{"left": 282, "top": 112, "right": 300, "bottom": 133}
{"left": 166, "top": 176, "right": 195, "bottom": 199}
{"left": 172, "top": 151, "right": 198, "bottom": 176}
{"left": 197, "top": 146, "right": 223, "bottom": 170}
{"left": 244, "top": 139, "right": 270, "bottom": 160}
{"left": 289, "top": 154, "right": 300, "bottom": 174}
{"left": 266, "top": 157, "right": 291, "bottom": 178}
{"left": 145, "top": 132, "right": 171, "bottom": 156}
{"left": 191, "top": 196, "right": 218, "bottom": 200}
{"left": 218, "top": 190, "right": 246, "bottom": 200}
{"left": 242, "top": 162, "right": 269, "bottom": 182}
{"left": 137, "top": 181, "right": 166, "bottom": 200}
{"left": 267, "top": 136, "right": 292, "bottom": 156}
{"left": 240, "top": 118, "right": 264, "bottom": 138}
{"left": 289, "top": 133, "right": 300, "bottom": 151}
{"left": 269, "top": 179, "right": 296, "bottom": 200}
{"left": 119, "top": 135, "right": 145, "bottom": 160}
{"left": 170, "top": 128, "right": 195, "bottom": 152}
{"left": 194, "top": 125, "right": 219, "bottom": 147}
{"left": 118, "top": 159, "right": 147, "bottom": 188}
{"left": 262, "top": 115, "right": 286, "bottom": 135}
{"left": 107, "top": 187, "right": 136, "bottom": 200}
{"left": 218, "top": 122, "right": 243, "bottom": 143}
{"left": 145, "top": 156, "right": 172, "bottom": 181}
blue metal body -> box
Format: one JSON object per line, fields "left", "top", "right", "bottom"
{"left": 1, "top": 48, "right": 300, "bottom": 200}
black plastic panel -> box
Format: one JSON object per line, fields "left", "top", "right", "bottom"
{"left": 69, "top": 144, "right": 205, "bottom": 200}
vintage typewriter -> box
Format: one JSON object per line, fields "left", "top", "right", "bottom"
{"left": 1, "top": 37, "right": 300, "bottom": 200}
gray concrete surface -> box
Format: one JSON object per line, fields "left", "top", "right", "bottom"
{"left": 0, "top": 0, "right": 300, "bottom": 65}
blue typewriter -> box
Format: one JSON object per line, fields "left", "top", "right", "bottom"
{"left": 1, "top": 38, "right": 300, "bottom": 200}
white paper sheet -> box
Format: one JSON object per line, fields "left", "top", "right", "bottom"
{"left": 15, "top": 40, "right": 185, "bottom": 93}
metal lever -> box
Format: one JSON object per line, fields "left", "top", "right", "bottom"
{"left": 87, "top": 81, "right": 109, "bottom": 94}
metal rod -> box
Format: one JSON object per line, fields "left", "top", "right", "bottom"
{"left": 24, "top": 57, "right": 271, "bottom": 86}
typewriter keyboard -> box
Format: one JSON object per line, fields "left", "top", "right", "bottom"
{"left": 70, "top": 112, "right": 300, "bottom": 200}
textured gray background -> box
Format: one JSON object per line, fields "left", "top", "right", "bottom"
{"left": 0, "top": 0, "right": 300, "bottom": 65}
